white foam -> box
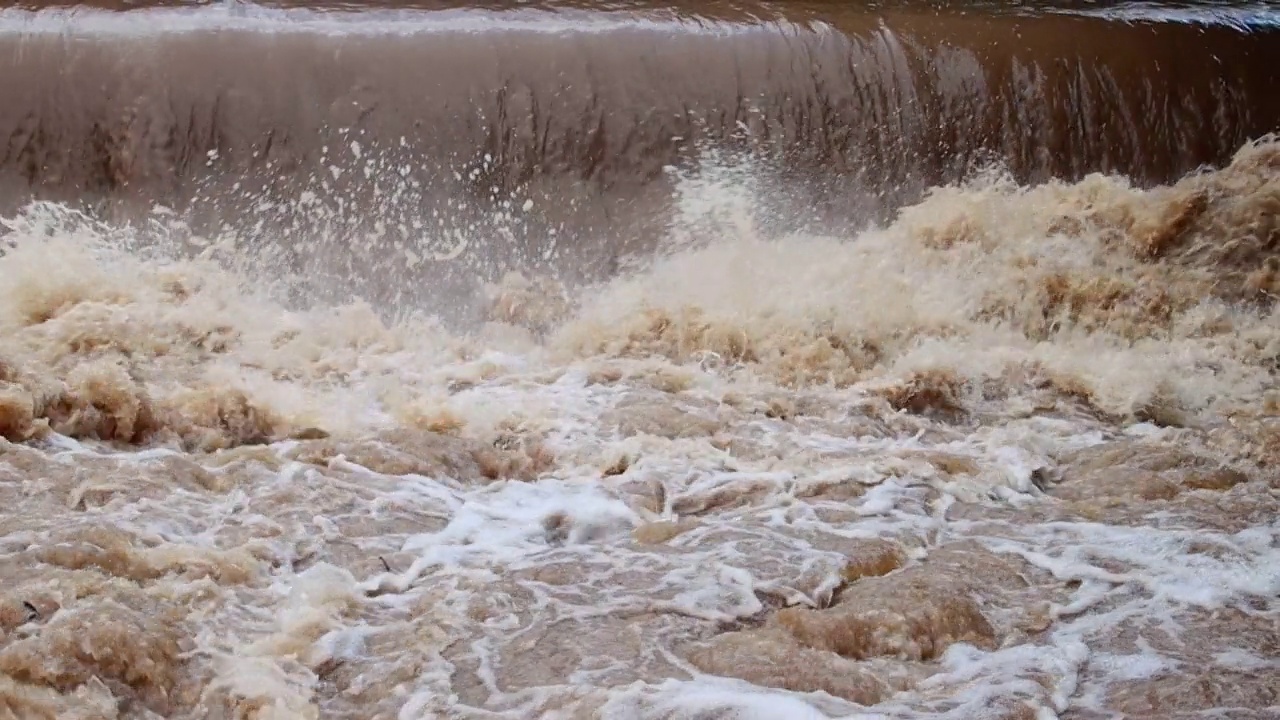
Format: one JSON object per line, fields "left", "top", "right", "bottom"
{"left": 361, "top": 477, "right": 639, "bottom": 595}
{"left": 600, "top": 677, "right": 857, "bottom": 720}
{"left": 1088, "top": 651, "right": 1176, "bottom": 682}
{"left": 1214, "top": 648, "right": 1280, "bottom": 671}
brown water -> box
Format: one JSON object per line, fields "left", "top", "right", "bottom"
{"left": 2, "top": 0, "right": 1278, "bottom": 301}
{"left": 0, "top": 2, "right": 1278, "bottom": 719}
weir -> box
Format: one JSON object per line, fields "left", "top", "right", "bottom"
{"left": 1, "top": 1, "right": 1277, "bottom": 220}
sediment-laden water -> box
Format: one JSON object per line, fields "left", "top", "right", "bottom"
{"left": 0, "top": 2, "right": 1277, "bottom": 719}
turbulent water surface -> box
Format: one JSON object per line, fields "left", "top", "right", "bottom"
{"left": 0, "top": 1, "right": 1278, "bottom": 719}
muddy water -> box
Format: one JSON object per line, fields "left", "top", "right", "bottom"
{"left": 1, "top": 1, "right": 1279, "bottom": 719}
{"left": 2, "top": 0, "right": 1279, "bottom": 302}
